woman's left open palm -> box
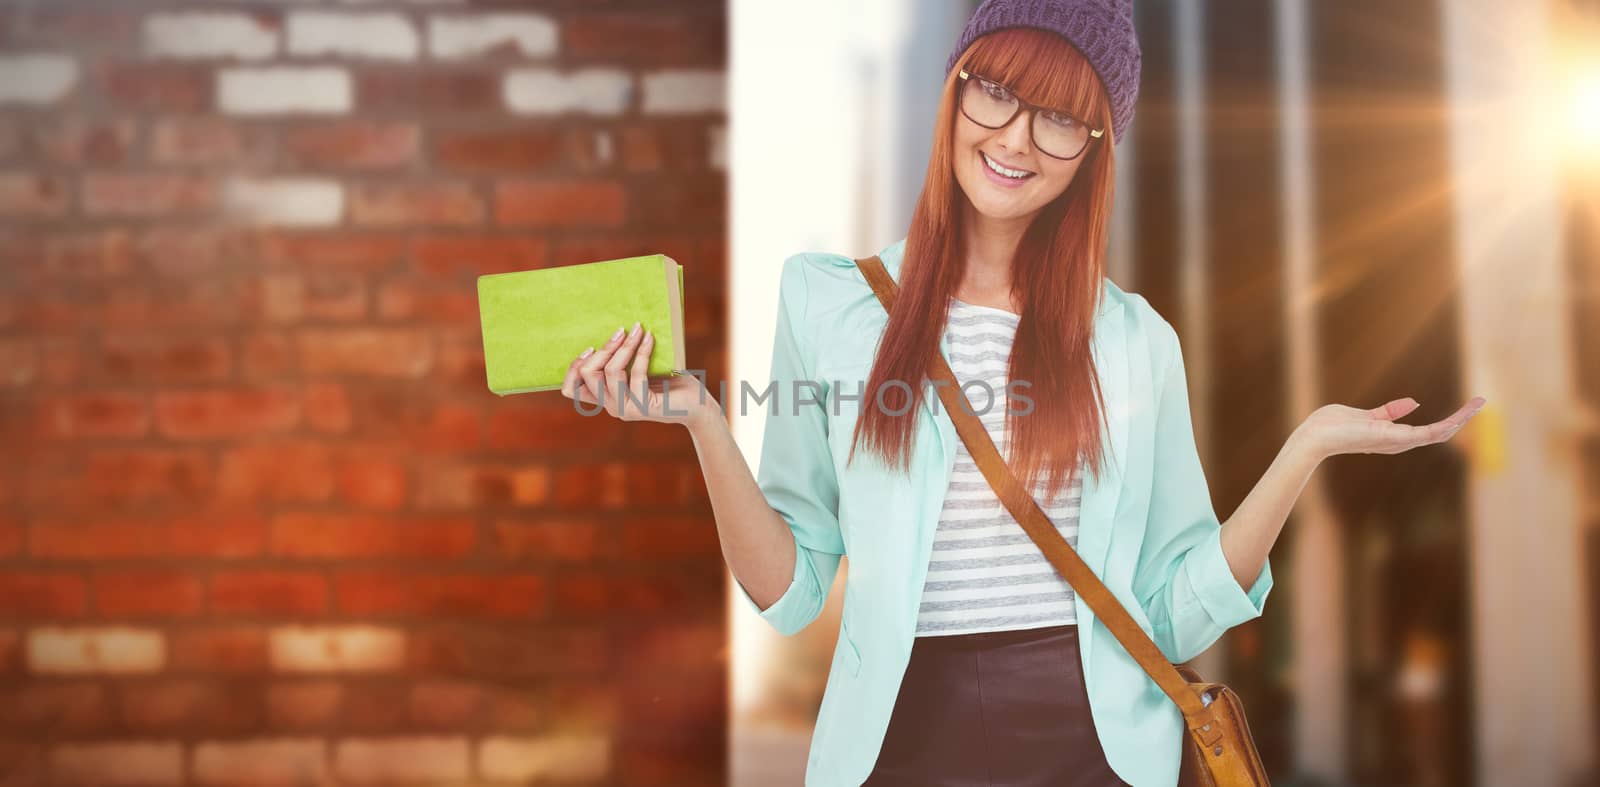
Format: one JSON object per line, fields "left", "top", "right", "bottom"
{"left": 1299, "top": 396, "right": 1487, "bottom": 460}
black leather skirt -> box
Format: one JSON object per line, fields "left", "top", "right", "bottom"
{"left": 862, "top": 623, "right": 1132, "bottom": 787}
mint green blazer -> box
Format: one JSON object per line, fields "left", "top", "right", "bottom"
{"left": 734, "top": 238, "right": 1274, "bottom": 786}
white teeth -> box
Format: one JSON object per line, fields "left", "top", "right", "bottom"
{"left": 982, "top": 152, "right": 1032, "bottom": 179}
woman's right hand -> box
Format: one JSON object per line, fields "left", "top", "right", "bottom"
{"left": 560, "top": 321, "right": 721, "bottom": 430}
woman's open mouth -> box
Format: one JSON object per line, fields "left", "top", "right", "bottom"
{"left": 980, "top": 150, "right": 1035, "bottom": 187}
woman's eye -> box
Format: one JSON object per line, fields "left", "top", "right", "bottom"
{"left": 1042, "top": 111, "right": 1080, "bottom": 129}
{"left": 980, "top": 80, "right": 1009, "bottom": 101}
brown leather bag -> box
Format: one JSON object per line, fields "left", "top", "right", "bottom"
{"left": 854, "top": 255, "right": 1270, "bottom": 787}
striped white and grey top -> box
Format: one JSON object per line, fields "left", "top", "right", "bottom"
{"left": 915, "top": 296, "right": 1085, "bottom": 638}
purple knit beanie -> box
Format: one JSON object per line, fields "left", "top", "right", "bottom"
{"left": 945, "top": 0, "right": 1141, "bottom": 145}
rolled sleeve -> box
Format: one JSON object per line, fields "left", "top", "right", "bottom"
{"left": 1134, "top": 319, "right": 1274, "bottom": 664}
{"left": 732, "top": 254, "right": 845, "bottom": 638}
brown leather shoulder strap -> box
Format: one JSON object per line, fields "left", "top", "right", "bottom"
{"left": 853, "top": 254, "right": 1223, "bottom": 742}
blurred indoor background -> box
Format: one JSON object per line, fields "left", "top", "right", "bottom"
{"left": 0, "top": 0, "right": 1596, "bottom": 785}
{"left": 731, "top": 1, "right": 1599, "bottom": 787}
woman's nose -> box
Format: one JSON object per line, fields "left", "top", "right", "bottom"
{"left": 997, "top": 109, "right": 1032, "bottom": 152}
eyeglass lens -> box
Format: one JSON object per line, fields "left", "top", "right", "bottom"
{"left": 960, "top": 76, "right": 1091, "bottom": 160}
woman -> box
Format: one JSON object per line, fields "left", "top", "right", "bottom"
{"left": 560, "top": 1, "right": 1485, "bottom": 784}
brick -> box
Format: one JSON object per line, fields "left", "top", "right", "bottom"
{"left": 143, "top": 13, "right": 278, "bottom": 60}
{"left": 258, "top": 233, "right": 407, "bottom": 273}
{"left": 359, "top": 70, "right": 498, "bottom": 114}
{"left": 479, "top": 734, "right": 611, "bottom": 782}
{"left": 194, "top": 739, "right": 328, "bottom": 785}
{"left": 102, "top": 281, "right": 251, "bottom": 329}
{"left": 270, "top": 513, "right": 475, "bottom": 558}
{"left": 337, "top": 457, "right": 408, "bottom": 510}
{"left": 0, "top": 629, "right": 14, "bottom": 671}
{"left": 485, "top": 404, "right": 624, "bottom": 451}
{"left": 120, "top": 679, "right": 258, "bottom": 733}
{"left": 494, "top": 518, "right": 606, "bottom": 562}
{"left": 33, "top": 117, "right": 138, "bottom": 166}
{"left": 335, "top": 572, "right": 544, "bottom": 619}
{"left": 617, "top": 511, "right": 720, "bottom": 563}
{"left": 170, "top": 626, "right": 268, "bottom": 673}
{"left": 432, "top": 126, "right": 565, "bottom": 172}
{"left": 283, "top": 121, "right": 418, "bottom": 169}
{"left": 83, "top": 173, "right": 217, "bottom": 216}
{"left": 1, "top": 345, "right": 44, "bottom": 390}
{"left": 25, "top": 8, "right": 141, "bottom": 49}
{"left": 0, "top": 682, "right": 108, "bottom": 734}
{"left": 343, "top": 681, "right": 407, "bottom": 733}
{"left": 630, "top": 174, "right": 725, "bottom": 228}
{"left": 376, "top": 281, "right": 476, "bottom": 322}
{"left": 258, "top": 272, "right": 368, "bottom": 322}
{"left": 429, "top": 14, "right": 557, "bottom": 59}
{"left": 154, "top": 387, "right": 302, "bottom": 440}
{"left": 150, "top": 118, "right": 273, "bottom": 165}
{"left": 641, "top": 69, "right": 726, "bottom": 114}
{"left": 615, "top": 621, "right": 724, "bottom": 673}
{"left": 0, "top": 742, "right": 44, "bottom": 782}
{"left": 0, "top": 228, "right": 133, "bottom": 279}
{"left": 304, "top": 382, "right": 352, "bottom": 432}
{"left": 30, "top": 513, "right": 267, "bottom": 560}
{"left": 241, "top": 331, "right": 296, "bottom": 378}
{"left": 223, "top": 177, "right": 344, "bottom": 226}
{"left": 0, "top": 119, "right": 17, "bottom": 160}
{"left": 49, "top": 742, "right": 182, "bottom": 785}
{"left": 710, "top": 124, "right": 726, "bottom": 169}
{"left": 288, "top": 11, "right": 418, "bottom": 60}
{"left": 503, "top": 68, "right": 630, "bottom": 115}
{"left": 94, "top": 571, "right": 205, "bottom": 617}
{"left": 297, "top": 328, "right": 434, "bottom": 377}
{"left": 98, "top": 334, "right": 231, "bottom": 382}
{"left": 39, "top": 393, "right": 151, "bottom": 439}
{"left": 409, "top": 680, "right": 483, "bottom": 728}
{"left": 617, "top": 123, "right": 698, "bottom": 172}
{"left": 269, "top": 625, "right": 405, "bottom": 673}
{"left": 0, "top": 172, "right": 69, "bottom": 217}
{"left": 556, "top": 571, "right": 720, "bottom": 618}
{"left": 0, "top": 54, "right": 78, "bottom": 105}
{"left": 408, "top": 625, "right": 608, "bottom": 677}
{"left": 135, "top": 227, "right": 251, "bottom": 277}
{"left": 0, "top": 574, "right": 87, "bottom": 618}
{"left": 415, "top": 463, "right": 548, "bottom": 509}
{"left": 564, "top": 13, "right": 724, "bottom": 63}
{"left": 414, "top": 401, "right": 484, "bottom": 452}
{"left": 220, "top": 67, "right": 352, "bottom": 115}
{"left": 349, "top": 182, "right": 483, "bottom": 226}
{"left": 550, "top": 463, "right": 627, "bottom": 509}
{"left": 98, "top": 62, "right": 209, "bottom": 112}
{"left": 495, "top": 179, "right": 624, "bottom": 227}
{"left": 412, "top": 344, "right": 476, "bottom": 395}
{"left": 413, "top": 234, "right": 547, "bottom": 278}
{"left": 28, "top": 627, "right": 164, "bottom": 674}
{"left": 335, "top": 738, "right": 470, "bottom": 783}
{"left": 211, "top": 571, "right": 329, "bottom": 617}
{"left": 0, "top": 515, "right": 23, "bottom": 557}
{"left": 265, "top": 681, "right": 341, "bottom": 729}
{"left": 217, "top": 441, "right": 335, "bottom": 503}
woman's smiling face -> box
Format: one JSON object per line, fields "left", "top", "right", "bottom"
{"left": 952, "top": 86, "right": 1090, "bottom": 223}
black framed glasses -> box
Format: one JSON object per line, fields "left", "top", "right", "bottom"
{"left": 957, "top": 69, "right": 1104, "bottom": 161}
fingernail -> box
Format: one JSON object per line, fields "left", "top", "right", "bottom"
{"left": 629, "top": 321, "right": 641, "bottom": 338}
{"left": 579, "top": 346, "right": 594, "bottom": 359}
{"left": 645, "top": 329, "right": 652, "bottom": 342}
{"left": 611, "top": 326, "right": 625, "bottom": 341}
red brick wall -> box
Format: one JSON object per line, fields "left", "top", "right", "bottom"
{"left": 0, "top": 2, "right": 728, "bottom": 784}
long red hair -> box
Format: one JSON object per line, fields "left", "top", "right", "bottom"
{"left": 847, "top": 27, "right": 1119, "bottom": 505}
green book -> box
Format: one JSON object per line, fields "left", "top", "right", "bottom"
{"left": 477, "top": 253, "right": 686, "bottom": 395}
